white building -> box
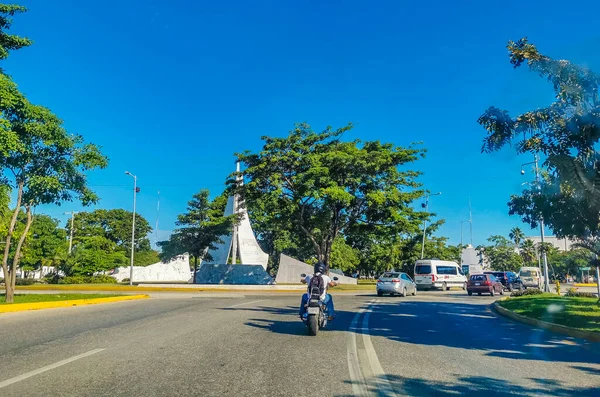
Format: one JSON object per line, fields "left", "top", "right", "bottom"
{"left": 525, "top": 236, "right": 576, "bottom": 252}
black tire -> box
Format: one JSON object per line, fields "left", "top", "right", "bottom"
{"left": 377, "top": 290, "right": 383, "bottom": 297}
{"left": 508, "top": 284, "right": 514, "bottom": 292}
{"left": 308, "top": 315, "right": 318, "bottom": 336}
{"left": 462, "top": 283, "right": 467, "bottom": 291}
{"left": 468, "top": 291, "right": 473, "bottom": 296}
{"left": 390, "top": 292, "right": 395, "bottom": 297}
{"left": 442, "top": 282, "right": 448, "bottom": 291}
{"left": 490, "top": 289, "right": 495, "bottom": 297}
{"left": 477, "top": 292, "right": 482, "bottom": 296}
{"left": 412, "top": 287, "right": 417, "bottom": 296}
{"left": 403, "top": 288, "right": 407, "bottom": 297}
{"left": 500, "top": 288, "right": 504, "bottom": 296}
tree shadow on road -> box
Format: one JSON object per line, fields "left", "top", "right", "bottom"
{"left": 367, "top": 300, "right": 600, "bottom": 365}
{"left": 338, "top": 374, "right": 599, "bottom": 397}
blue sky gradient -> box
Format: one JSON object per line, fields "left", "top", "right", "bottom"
{"left": 5, "top": 0, "right": 600, "bottom": 246}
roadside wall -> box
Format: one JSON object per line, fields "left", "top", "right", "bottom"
{"left": 275, "top": 254, "right": 357, "bottom": 284}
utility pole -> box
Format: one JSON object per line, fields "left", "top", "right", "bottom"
{"left": 521, "top": 154, "right": 550, "bottom": 292}
{"left": 468, "top": 197, "right": 473, "bottom": 246}
{"left": 421, "top": 192, "right": 441, "bottom": 259}
{"left": 125, "top": 171, "right": 138, "bottom": 286}
{"left": 64, "top": 211, "right": 77, "bottom": 255}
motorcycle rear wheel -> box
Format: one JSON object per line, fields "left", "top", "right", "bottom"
{"left": 308, "top": 315, "right": 318, "bottom": 336}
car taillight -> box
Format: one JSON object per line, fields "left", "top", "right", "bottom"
{"left": 392, "top": 278, "right": 400, "bottom": 283}
{"left": 377, "top": 279, "right": 382, "bottom": 283}
{"left": 432, "top": 275, "right": 437, "bottom": 282}
{"left": 484, "top": 281, "right": 491, "bottom": 286}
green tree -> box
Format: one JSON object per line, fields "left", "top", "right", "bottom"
{"left": 478, "top": 38, "right": 600, "bottom": 258}
{"left": 329, "top": 236, "right": 360, "bottom": 273}
{"left": 69, "top": 209, "right": 156, "bottom": 264}
{"left": 0, "top": 74, "right": 107, "bottom": 302}
{"left": 65, "top": 236, "right": 127, "bottom": 276}
{"left": 519, "top": 239, "right": 537, "bottom": 265}
{"left": 158, "top": 189, "right": 239, "bottom": 282}
{"left": 236, "top": 123, "right": 426, "bottom": 266}
{"left": 19, "top": 215, "right": 67, "bottom": 276}
{"left": 509, "top": 227, "right": 525, "bottom": 249}
{"left": 480, "top": 235, "right": 523, "bottom": 272}
{"left": 0, "top": 4, "right": 31, "bottom": 62}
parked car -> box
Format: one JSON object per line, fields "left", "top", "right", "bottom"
{"left": 467, "top": 274, "right": 504, "bottom": 296}
{"left": 484, "top": 271, "right": 524, "bottom": 292}
{"left": 376, "top": 272, "right": 417, "bottom": 297}
{"left": 518, "top": 266, "right": 542, "bottom": 289}
{"left": 414, "top": 260, "right": 467, "bottom": 291}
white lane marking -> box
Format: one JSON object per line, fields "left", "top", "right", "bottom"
{"left": 227, "top": 300, "right": 265, "bottom": 308}
{"left": 362, "top": 301, "right": 397, "bottom": 397}
{"left": 348, "top": 306, "right": 369, "bottom": 396}
{"left": 0, "top": 348, "right": 105, "bottom": 389}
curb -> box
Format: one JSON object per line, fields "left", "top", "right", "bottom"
{"left": 15, "top": 285, "right": 372, "bottom": 294}
{"left": 0, "top": 294, "right": 150, "bottom": 313}
{"left": 492, "top": 301, "right": 600, "bottom": 343}
{"left": 574, "top": 283, "right": 598, "bottom": 287}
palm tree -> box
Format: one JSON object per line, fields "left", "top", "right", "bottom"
{"left": 509, "top": 227, "right": 525, "bottom": 249}
{"left": 520, "top": 239, "right": 536, "bottom": 264}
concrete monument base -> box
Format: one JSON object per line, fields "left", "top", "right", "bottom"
{"left": 195, "top": 264, "right": 273, "bottom": 285}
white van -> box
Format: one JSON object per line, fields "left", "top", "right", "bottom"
{"left": 414, "top": 260, "right": 467, "bottom": 290}
{"left": 518, "top": 266, "right": 542, "bottom": 288}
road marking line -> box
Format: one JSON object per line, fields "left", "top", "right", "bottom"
{"left": 227, "top": 300, "right": 265, "bottom": 308}
{"left": 362, "top": 300, "right": 397, "bottom": 397}
{"left": 0, "top": 348, "right": 105, "bottom": 389}
{"left": 348, "top": 306, "right": 369, "bottom": 396}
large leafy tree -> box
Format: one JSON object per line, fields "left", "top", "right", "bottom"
{"left": 19, "top": 214, "right": 67, "bottom": 276}
{"left": 509, "top": 227, "right": 525, "bottom": 249}
{"left": 65, "top": 236, "right": 127, "bottom": 276}
{"left": 158, "top": 189, "right": 239, "bottom": 282}
{"left": 479, "top": 235, "right": 523, "bottom": 273}
{"left": 236, "top": 123, "right": 426, "bottom": 266}
{"left": 478, "top": 38, "right": 600, "bottom": 258}
{"left": 69, "top": 209, "right": 155, "bottom": 263}
{"left": 519, "top": 239, "right": 537, "bottom": 265}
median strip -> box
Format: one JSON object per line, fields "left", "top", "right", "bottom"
{"left": 0, "top": 294, "right": 150, "bottom": 313}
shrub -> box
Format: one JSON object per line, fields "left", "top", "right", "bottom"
{"left": 59, "top": 275, "right": 87, "bottom": 284}
{"left": 15, "top": 278, "right": 35, "bottom": 285}
{"left": 121, "top": 278, "right": 130, "bottom": 284}
{"left": 565, "top": 288, "right": 597, "bottom": 298}
{"left": 87, "top": 275, "right": 117, "bottom": 284}
{"left": 510, "top": 288, "right": 543, "bottom": 297}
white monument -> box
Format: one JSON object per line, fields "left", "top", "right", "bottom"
{"left": 201, "top": 162, "right": 269, "bottom": 270}
{"left": 111, "top": 253, "right": 191, "bottom": 283}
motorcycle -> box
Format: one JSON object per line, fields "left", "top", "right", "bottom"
{"left": 300, "top": 273, "right": 338, "bottom": 336}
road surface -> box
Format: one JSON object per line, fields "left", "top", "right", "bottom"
{"left": 0, "top": 291, "right": 598, "bottom": 396}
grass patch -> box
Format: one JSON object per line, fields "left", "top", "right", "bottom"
{"left": 498, "top": 294, "right": 600, "bottom": 333}
{"left": 357, "top": 279, "right": 377, "bottom": 285}
{"left": 0, "top": 293, "right": 123, "bottom": 304}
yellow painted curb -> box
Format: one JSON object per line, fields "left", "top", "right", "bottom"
{"left": 574, "top": 283, "right": 598, "bottom": 287}
{"left": 0, "top": 294, "right": 150, "bottom": 313}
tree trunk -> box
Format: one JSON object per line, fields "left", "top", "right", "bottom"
{"left": 2, "top": 183, "right": 23, "bottom": 304}
{"left": 11, "top": 205, "right": 33, "bottom": 290}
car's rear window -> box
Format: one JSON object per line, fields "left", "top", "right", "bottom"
{"left": 470, "top": 275, "right": 487, "bottom": 281}
{"left": 415, "top": 265, "right": 431, "bottom": 274}
{"left": 521, "top": 270, "right": 537, "bottom": 277}
{"left": 381, "top": 273, "right": 399, "bottom": 278}
{"left": 436, "top": 266, "right": 457, "bottom": 275}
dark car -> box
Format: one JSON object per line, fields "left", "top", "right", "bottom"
{"left": 484, "top": 271, "right": 524, "bottom": 292}
{"left": 467, "top": 274, "right": 504, "bottom": 296}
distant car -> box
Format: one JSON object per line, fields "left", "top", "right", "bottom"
{"left": 484, "top": 271, "right": 524, "bottom": 292}
{"left": 376, "top": 272, "right": 417, "bottom": 297}
{"left": 414, "top": 260, "right": 467, "bottom": 291}
{"left": 467, "top": 274, "right": 504, "bottom": 296}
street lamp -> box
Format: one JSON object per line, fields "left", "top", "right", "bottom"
{"left": 521, "top": 154, "right": 550, "bottom": 292}
{"left": 421, "top": 192, "right": 441, "bottom": 260}
{"left": 125, "top": 171, "right": 137, "bottom": 286}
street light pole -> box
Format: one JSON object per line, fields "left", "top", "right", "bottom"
{"left": 521, "top": 154, "right": 550, "bottom": 292}
{"left": 64, "top": 211, "right": 77, "bottom": 255}
{"left": 125, "top": 171, "right": 137, "bottom": 286}
{"left": 421, "top": 192, "right": 441, "bottom": 260}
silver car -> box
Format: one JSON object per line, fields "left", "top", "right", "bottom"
{"left": 376, "top": 272, "right": 417, "bottom": 297}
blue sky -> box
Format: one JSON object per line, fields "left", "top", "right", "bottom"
{"left": 5, "top": 0, "right": 600, "bottom": 247}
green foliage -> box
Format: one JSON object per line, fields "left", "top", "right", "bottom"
{"left": 70, "top": 209, "right": 153, "bottom": 253}
{"left": 19, "top": 215, "right": 67, "bottom": 272}
{"left": 158, "top": 189, "right": 239, "bottom": 273}
{"left": 0, "top": 4, "right": 32, "bottom": 61}
{"left": 56, "top": 274, "right": 117, "bottom": 284}
{"left": 519, "top": 239, "right": 537, "bottom": 264}
{"left": 479, "top": 235, "right": 523, "bottom": 272}
{"left": 479, "top": 38, "right": 600, "bottom": 256}
{"left": 58, "top": 276, "right": 86, "bottom": 284}
{"left": 510, "top": 288, "right": 543, "bottom": 297}
{"left": 133, "top": 249, "right": 160, "bottom": 267}
{"left": 14, "top": 277, "right": 34, "bottom": 285}
{"left": 329, "top": 236, "right": 360, "bottom": 272}
{"left": 64, "top": 236, "right": 127, "bottom": 276}
{"left": 565, "top": 288, "right": 597, "bottom": 298}
{"left": 237, "top": 123, "right": 426, "bottom": 266}
{"left": 509, "top": 227, "right": 524, "bottom": 248}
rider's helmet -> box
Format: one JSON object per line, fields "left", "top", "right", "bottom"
{"left": 314, "top": 261, "right": 326, "bottom": 275}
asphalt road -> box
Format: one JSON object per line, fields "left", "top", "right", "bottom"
{"left": 0, "top": 291, "right": 598, "bottom": 396}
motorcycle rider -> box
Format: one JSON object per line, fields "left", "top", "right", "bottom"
{"left": 299, "top": 261, "right": 337, "bottom": 320}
